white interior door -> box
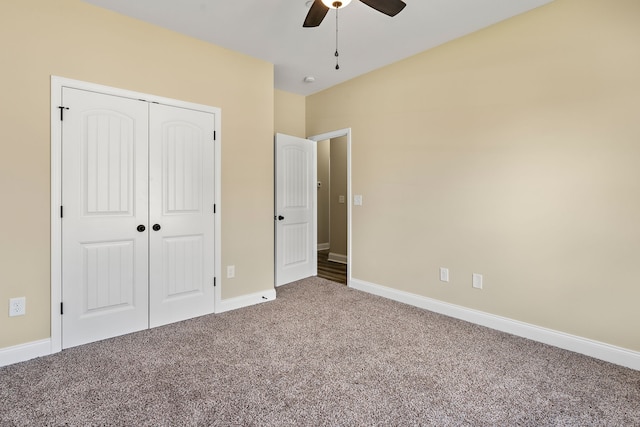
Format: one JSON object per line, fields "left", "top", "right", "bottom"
{"left": 61, "top": 87, "right": 217, "bottom": 348}
{"left": 275, "top": 133, "right": 317, "bottom": 286}
{"left": 61, "top": 88, "right": 150, "bottom": 349}
{"left": 148, "top": 103, "right": 216, "bottom": 327}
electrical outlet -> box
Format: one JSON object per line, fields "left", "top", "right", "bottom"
{"left": 227, "top": 265, "right": 235, "bottom": 279}
{"left": 472, "top": 273, "right": 483, "bottom": 290}
{"left": 439, "top": 267, "right": 449, "bottom": 283}
{"left": 9, "top": 297, "right": 26, "bottom": 317}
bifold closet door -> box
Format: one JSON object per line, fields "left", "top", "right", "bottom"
{"left": 148, "top": 103, "right": 216, "bottom": 328}
{"left": 61, "top": 88, "right": 150, "bottom": 349}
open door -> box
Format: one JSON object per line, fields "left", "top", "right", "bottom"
{"left": 275, "top": 133, "right": 317, "bottom": 286}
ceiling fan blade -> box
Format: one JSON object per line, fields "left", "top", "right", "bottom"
{"left": 359, "top": 0, "right": 407, "bottom": 17}
{"left": 303, "top": 0, "right": 330, "bottom": 27}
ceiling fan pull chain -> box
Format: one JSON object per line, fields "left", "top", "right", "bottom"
{"left": 335, "top": 5, "right": 340, "bottom": 70}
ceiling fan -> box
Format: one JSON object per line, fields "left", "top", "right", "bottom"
{"left": 303, "top": 0, "right": 407, "bottom": 28}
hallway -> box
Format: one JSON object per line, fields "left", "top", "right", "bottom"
{"left": 317, "top": 250, "right": 347, "bottom": 285}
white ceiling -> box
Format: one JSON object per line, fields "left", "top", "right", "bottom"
{"left": 82, "top": 0, "right": 554, "bottom": 96}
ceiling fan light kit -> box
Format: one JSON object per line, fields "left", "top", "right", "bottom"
{"left": 304, "top": 0, "right": 407, "bottom": 71}
{"left": 321, "top": 0, "right": 352, "bottom": 9}
{"left": 304, "top": 0, "right": 407, "bottom": 27}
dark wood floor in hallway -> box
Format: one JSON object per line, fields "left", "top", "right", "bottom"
{"left": 317, "top": 250, "right": 347, "bottom": 285}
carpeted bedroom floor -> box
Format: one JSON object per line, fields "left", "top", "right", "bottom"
{"left": 1, "top": 277, "right": 639, "bottom": 426}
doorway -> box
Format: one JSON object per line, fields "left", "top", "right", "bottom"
{"left": 274, "top": 129, "right": 352, "bottom": 287}
{"left": 309, "top": 129, "right": 351, "bottom": 286}
{"left": 316, "top": 137, "right": 348, "bottom": 285}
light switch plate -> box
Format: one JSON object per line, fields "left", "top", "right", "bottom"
{"left": 227, "top": 265, "right": 235, "bottom": 279}
{"left": 354, "top": 195, "right": 363, "bottom": 206}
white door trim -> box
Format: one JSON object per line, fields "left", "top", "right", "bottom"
{"left": 307, "top": 129, "right": 352, "bottom": 286}
{"left": 50, "top": 76, "right": 222, "bottom": 354}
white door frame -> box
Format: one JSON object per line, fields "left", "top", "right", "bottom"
{"left": 50, "top": 76, "right": 222, "bottom": 354}
{"left": 307, "top": 128, "right": 352, "bottom": 286}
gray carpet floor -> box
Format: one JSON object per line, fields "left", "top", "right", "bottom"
{"left": 1, "top": 277, "right": 639, "bottom": 426}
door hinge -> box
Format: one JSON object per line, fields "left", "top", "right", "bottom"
{"left": 213, "top": 131, "right": 217, "bottom": 141}
{"left": 60, "top": 302, "right": 64, "bottom": 315}
{"left": 60, "top": 206, "right": 63, "bottom": 218}
{"left": 213, "top": 204, "right": 216, "bottom": 214}
{"left": 58, "top": 106, "right": 69, "bottom": 121}
{"left": 213, "top": 277, "right": 217, "bottom": 287}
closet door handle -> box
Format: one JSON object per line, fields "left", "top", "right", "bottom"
{"left": 137, "top": 225, "right": 146, "bottom": 232}
{"left": 153, "top": 224, "right": 161, "bottom": 231}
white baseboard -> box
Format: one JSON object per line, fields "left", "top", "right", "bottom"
{"left": 215, "top": 288, "right": 276, "bottom": 314}
{"left": 0, "top": 290, "right": 278, "bottom": 367}
{"left": 6, "top": 284, "right": 636, "bottom": 371}
{"left": 349, "top": 278, "right": 640, "bottom": 371}
{"left": 328, "top": 252, "right": 347, "bottom": 264}
{"left": 317, "top": 242, "right": 330, "bottom": 251}
{"left": 0, "top": 338, "right": 52, "bottom": 367}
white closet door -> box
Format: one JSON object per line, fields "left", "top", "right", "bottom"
{"left": 148, "top": 103, "right": 216, "bottom": 327}
{"left": 61, "top": 88, "right": 149, "bottom": 349}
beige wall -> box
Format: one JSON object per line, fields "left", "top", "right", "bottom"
{"left": 307, "top": 0, "right": 640, "bottom": 351}
{"left": 329, "top": 137, "right": 348, "bottom": 258}
{"left": 0, "top": 0, "right": 274, "bottom": 349}
{"left": 274, "top": 90, "right": 306, "bottom": 138}
{"left": 317, "top": 140, "right": 331, "bottom": 246}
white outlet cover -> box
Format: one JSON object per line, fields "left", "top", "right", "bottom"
{"left": 227, "top": 265, "right": 235, "bottom": 279}
{"left": 472, "top": 273, "right": 483, "bottom": 289}
{"left": 9, "top": 297, "right": 26, "bottom": 317}
{"left": 439, "top": 267, "right": 449, "bottom": 282}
